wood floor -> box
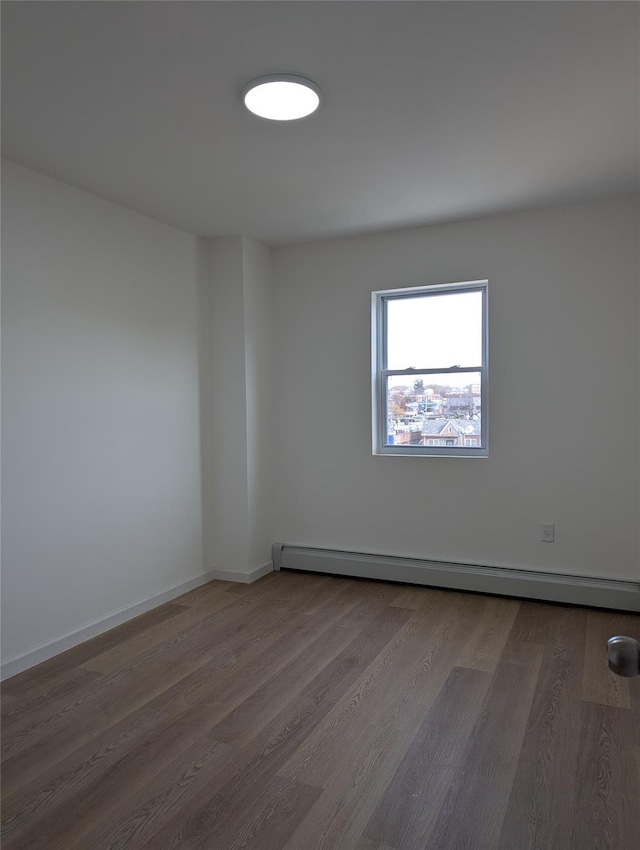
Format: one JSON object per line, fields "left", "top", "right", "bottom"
{"left": 2, "top": 571, "right": 639, "bottom": 849}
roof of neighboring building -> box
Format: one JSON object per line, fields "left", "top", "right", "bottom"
{"left": 421, "top": 418, "right": 482, "bottom": 437}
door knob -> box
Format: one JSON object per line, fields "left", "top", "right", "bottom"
{"left": 607, "top": 635, "right": 640, "bottom": 678}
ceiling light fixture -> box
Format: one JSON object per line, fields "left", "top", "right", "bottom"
{"left": 242, "top": 74, "right": 321, "bottom": 121}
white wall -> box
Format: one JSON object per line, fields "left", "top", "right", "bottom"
{"left": 202, "top": 236, "right": 274, "bottom": 579}
{"left": 272, "top": 198, "right": 639, "bottom": 581}
{"left": 1, "top": 161, "right": 205, "bottom": 667}
{"left": 243, "top": 238, "right": 274, "bottom": 572}
{"left": 205, "top": 237, "right": 250, "bottom": 575}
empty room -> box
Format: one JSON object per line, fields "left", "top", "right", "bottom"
{"left": 1, "top": 1, "right": 639, "bottom": 848}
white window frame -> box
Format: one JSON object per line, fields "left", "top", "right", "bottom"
{"left": 371, "top": 279, "right": 488, "bottom": 458}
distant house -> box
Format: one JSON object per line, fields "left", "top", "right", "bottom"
{"left": 389, "top": 428, "right": 423, "bottom": 446}
{"left": 421, "top": 418, "right": 482, "bottom": 448}
{"left": 443, "top": 393, "right": 481, "bottom": 419}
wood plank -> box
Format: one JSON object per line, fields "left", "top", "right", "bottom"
{"left": 132, "top": 605, "right": 415, "bottom": 850}
{"left": 1, "top": 577, "right": 371, "bottom": 830}
{"left": 389, "top": 585, "right": 446, "bottom": 610}
{"left": 2, "top": 686, "right": 234, "bottom": 846}
{"left": 632, "top": 676, "right": 640, "bottom": 747}
{"left": 425, "top": 639, "right": 544, "bottom": 849}
{"left": 1, "top": 708, "right": 230, "bottom": 849}
{"left": 161, "top": 580, "right": 374, "bottom": 732}
{"left": 279, "top": 590, "right": 473, "bottom": 788}
{"left": 2, "top": 573, "right": 639, "bottom": 850}
{"left": 361, "top": 666, "right": 491, "bottom": 849}
{"left": 582, "top": 610, "right": 639, "bottom": 708}
{"left": 152, "top": 773, "right": 322, "bottom": 850}
{"left": 82, "top": 573, "right": 353, "bottom": 675}
{"left": 1, "top": 693, "right": 17, "bottom": 710}
{"left": 509, "top": 599, "right": 562, "bottom": 644}
{"left": 2, "top": 609, "right": 324, "bottom": 845}
{"left": 498, "top": 604, "right": 587, "bottom": 849}
{"left": 67, "top": 736, "right": 234, "bottom": 850}
{"left": 80, "top": 602, "right": 235, "bottom": 675}
{"left": 0, "top": 602, "right": 186, "bottom": 699}
{"left": 1, "top": 570, "right": 328, "bottom": 754}
{"left": 218, "top": 776, "right": 322, "bottom": 850}
{"left": 210, "top": 582, "right": 404, "bottom": 747}
{"left": 0, "top": 590, "right": 318, "bottom": 794}
{"left": 572, "top": 702, "right": 640, "bottom": 849}
{"left": 278, "top": 596, "right": 488, "bottom": 849}
{"left": 456, "top": 595, "right": 521, "bottom": 672}
{"left": 1, "top": 666, "right": 102, "bottom": 726}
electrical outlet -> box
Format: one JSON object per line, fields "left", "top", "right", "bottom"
{"left": 541, "top": 523, "right": 555, "bottom": 543}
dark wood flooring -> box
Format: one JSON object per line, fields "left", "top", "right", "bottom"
{"left": 2, "top": 570, "right": 639, "bottom": 849}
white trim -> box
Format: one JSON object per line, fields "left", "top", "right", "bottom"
{"left": 1, "top": 561, "right": 274, "bottom": 681}
{"left": 207, "top": 561, "right": 274, "bottom": 584}
{"left": 273, "top": 544, "right": 640, "bottom": 612}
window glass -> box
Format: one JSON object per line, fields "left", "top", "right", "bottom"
{"left": 386, "top": 290, "right": 482, "bottom": 370}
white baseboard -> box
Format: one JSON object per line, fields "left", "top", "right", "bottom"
{"left": 271, "top": 544, "right": 640, "bottom": 612}
{"left": 209, "top": 561, "right": 273, "bottom": 584}
{"left": 1, "top": 561, "right": 274, "bottom": 681}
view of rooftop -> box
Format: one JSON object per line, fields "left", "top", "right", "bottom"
{"left": 386, "top": 380, "right": 482, "bottom": 448}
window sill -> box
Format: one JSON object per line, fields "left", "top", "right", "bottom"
{"left": 374, "top": 446, "right": 488, "bottom": 458}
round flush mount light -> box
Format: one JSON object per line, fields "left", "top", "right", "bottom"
{"left": 242, "top": 74, "right": 321, "bottom": 121}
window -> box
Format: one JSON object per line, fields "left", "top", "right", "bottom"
{"left": 372, "top": 280, "right": 488, "bottom": 457}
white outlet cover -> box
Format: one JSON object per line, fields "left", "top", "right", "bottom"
{"left": 541, "top": 523, "right": 555, "bottom": 542}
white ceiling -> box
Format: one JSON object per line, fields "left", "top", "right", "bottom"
{"left": 2, "top": 1, "right": 638, "bottom": 245}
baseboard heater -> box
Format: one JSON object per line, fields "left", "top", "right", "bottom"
{"left": 271, "top": 544, "right": 640, "bottom": 612}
